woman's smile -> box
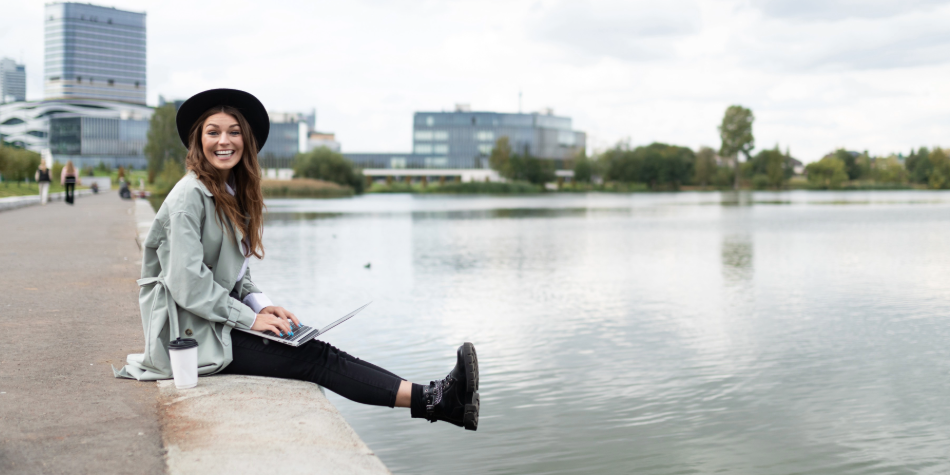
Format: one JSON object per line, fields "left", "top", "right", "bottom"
{"left": 202, "top": 112, "right": 245, "bottom": 171}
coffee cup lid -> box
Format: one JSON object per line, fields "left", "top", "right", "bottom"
{"left": 169, "top": 338, "right": 198, "bottom": 350}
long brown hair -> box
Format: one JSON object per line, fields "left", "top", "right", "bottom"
{"left": 185, "top": 106, "right": 265, "bottom": 259}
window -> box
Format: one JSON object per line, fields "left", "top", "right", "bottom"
{"left": 475, "top": 131, "right": 494, "bottom": 142}
{"left": 2, "top": 117, "right": 25, "bottom": 125}
{"left": 433, "top": 144, "right": 449, "bottom": 154}
{"left": 414, "top": 130, "right": 433, "bottom": 141}
{"left": 414, "top": 144, "right": 432, "bottom": 154}
{"left": 390, "top": 157, "right": 407, "bottom": 169}
{"left": 432, "top": 131, "right": 448, "bottom": 141}
{"left": 27, "top": 130, "right": 48, "bottom": 138}
{"left": 425, "top": 116, "right": 434, "bottom": 126}
{"left": 558, "top": 130, "right": 576, "bottom": 146}
{"left": 478, "top": 144, "right": 493, "bottom": 155}
{"left": 425, "top": 157, "right": 447, "bottom": 168}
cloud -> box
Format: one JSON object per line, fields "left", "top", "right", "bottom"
{"left": 735, "top": 5, "right": 950, "bottom": 71}
{"left": 749, "top": 0, "right": 950, "bottom": 21}
{"left": 526, "top": 0, "right": 702, "bottom": 62}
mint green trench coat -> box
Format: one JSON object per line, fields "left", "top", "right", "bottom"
{"left": 114, "top": 172, "right": 260, "bottom": 381}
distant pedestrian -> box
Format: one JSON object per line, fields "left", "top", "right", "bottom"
{"left": 61, "top": 160, "right": 78, "bottom": 205}
{"left": 35, "top": 160, "right": 51, "bottom": 205}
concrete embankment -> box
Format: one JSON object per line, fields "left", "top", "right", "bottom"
{"left": 0, "top": 193, "right": 389, "bottom": 474}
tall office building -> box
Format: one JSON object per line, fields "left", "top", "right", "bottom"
{"left": 44, "top": 3, "right": 146, "bottom": 104}
{"left": 0, "top": 58, "right": 26, "bottom": 103}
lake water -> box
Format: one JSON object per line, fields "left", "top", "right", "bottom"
{"left": 253, "top": 191, "right": 950, "bottom": 474}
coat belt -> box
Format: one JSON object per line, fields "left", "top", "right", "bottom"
{"left": 137, "top": 276, "right": 181, "bottom": 341}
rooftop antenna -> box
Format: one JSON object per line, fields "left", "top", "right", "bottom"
{"left": 518, "top": 89, "right": 522, "bottom": 113}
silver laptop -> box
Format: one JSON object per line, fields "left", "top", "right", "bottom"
{"left": 236, "top": 302, "right": 371, "bottom": 347}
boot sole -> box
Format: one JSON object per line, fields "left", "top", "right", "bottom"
{"left": 459, "top": 342, "right": 479, "bottom": 393}
{"left": 464, "top": 391, "right": 479, "bottom": 431}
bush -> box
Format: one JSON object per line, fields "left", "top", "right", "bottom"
{"left": 292, "top": 147, "right": 364, "bottom": 193}
{"left": 805, "top": 156, "right": 848, "bottom": 189}
{"left": 600, "top": 142, "right": 695, "bottom": 189}
{"left": 154, "top": 159, "right": 185, "bottom": 195}
{"left": 0, "top": 146, "right": 41, "bottom": 183}
{"left": 751, "top": 174, "right": 770, "bottom": 190}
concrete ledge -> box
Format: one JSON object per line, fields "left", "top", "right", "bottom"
{"left": 0, "top": 188, "right": 94, "bottom": 211}
{"left": 158, "top": 375, "right": 390, "bottom": 475}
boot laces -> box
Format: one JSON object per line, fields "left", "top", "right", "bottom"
{"left": 425, "top": 373, "right": 455, "bottom": 422}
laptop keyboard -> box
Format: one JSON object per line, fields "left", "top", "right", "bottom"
{"left": 266, "top": 324, "right": 314, "bottom": 341}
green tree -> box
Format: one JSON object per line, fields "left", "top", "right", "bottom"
{"left": 573, "top": 151, "right": 592, "bottom": 183}
{"left": 906, "top": 147, "right": 933, "bottom": 184}
{"left": 601, "top": 142, "right": 695, "bottom": 189}
{"left": 872, "top": 156, "right": 907, "bottom": 184}
{"left": 694, "top": 146, "right": 716, "bottom": 188}
{"left": 805, "top": 156, "right": 848, "bottom": 189}
{"left": 292, "top": 147, "right": 364, "bottom": 193}
{"left": 489, "top": 136, "right": 513, "bottom": 178}
{"left": 928, "top": 148, "right": 950, "bottom": 189}
{"left": 747, "top": 147, "right": 792, "bottom": 189}
{"left": 144, "top": 104, "right": 187, "bottom": 184}
{"left": 718, "top": 105, "right": 755, "bottom": 190}
{"left": 0, "top": 145, "right": 41, "bottom": 183}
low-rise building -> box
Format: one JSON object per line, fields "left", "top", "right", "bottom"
{"left": 0, "top": 99, "right": 152, "bottom": 168}
{"left": 344, "top": 105, "right": 586, "bottom": 182}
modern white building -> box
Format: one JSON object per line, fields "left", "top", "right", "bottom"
{"left": 0, "top": 58, "right": 26, "bottom": 103}
{"left": 0, "top": 99, "right": 152, "bottom": 168}
{"left": 44, "top": 3, "right": 147, "bottom": 104}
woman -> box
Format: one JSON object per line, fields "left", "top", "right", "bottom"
{"left": 35, "top": 160, "right": 51, "bottom": 205}
{"left": 61, "top": 160, "right": 78, "bottom": 205}
{"left": 115, "top": 89, "right": 479, "bottom": 431}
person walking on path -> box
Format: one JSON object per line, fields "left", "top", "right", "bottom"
{"left": 35, "top": 160, "right": 51, "bottom": 205}
{"left": 61, "top": 160, "right": 78, "bottom": 205}
{"left": 114, "top": 89, "right": 480, "bottom": 431}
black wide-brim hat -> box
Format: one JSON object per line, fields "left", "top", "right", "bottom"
{"left": 176, "top": 88, "right": 269, "bottom": 151}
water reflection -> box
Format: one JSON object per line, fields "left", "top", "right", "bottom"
{"left": 252, "top": 192, "right": 950, "bottom": 474}
{"left": 721, "top": 234, "right": 753, "bottom": 284}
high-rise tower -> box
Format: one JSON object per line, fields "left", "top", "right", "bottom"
{"left": 0, "top": 58, "right": 26, "bottom": 103}
{"left": 44, "top": 3, "right": 146, "bottom": 104}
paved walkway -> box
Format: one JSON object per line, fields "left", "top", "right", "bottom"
{"left": 0, "top": 194, "right": 165, "bottom": 474}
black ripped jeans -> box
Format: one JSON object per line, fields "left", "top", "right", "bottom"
{"left": 220, "top": 330, "right": 405, "bottom": 408}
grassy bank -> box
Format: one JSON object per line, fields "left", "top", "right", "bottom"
{"left": 260, "top": 178, "right": 353, "bottom": 198}
{"left": 369, "top": 180, "right": 543, "bottom": 194}
{"left": 148, "top": 177, "right": 353, "bottom": 211}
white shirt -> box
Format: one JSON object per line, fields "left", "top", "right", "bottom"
{"left": 225, "top": 183, "right": 273, "bottom": 324}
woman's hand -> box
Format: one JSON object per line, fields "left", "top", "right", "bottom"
{"left": 251, "top": 312, "right": 294, "bottom": 337}
{"left": 260, "top": 306, "right": 300, "bottom": 329}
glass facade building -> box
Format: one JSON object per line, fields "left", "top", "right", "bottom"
{"left": 0, "top": 58, "right": 26, "bottom": 103}
{"left": 0, "top": 99, "right": 152, "bottom": 168}
{"left": 44, "top": 3, "right": 146, "bottom": 104}
{"left": 346, "top": 110, "right": 586, "bottom": 170}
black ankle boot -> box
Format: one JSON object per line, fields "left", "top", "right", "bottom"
{"left": 414, "top": 342, "right": 479, "bottom": 431}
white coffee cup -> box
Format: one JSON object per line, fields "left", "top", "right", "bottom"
{"left": 168, "top": 338, "right": 199, "bottom": 389}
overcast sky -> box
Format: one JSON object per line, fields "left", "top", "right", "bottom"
{"left": 3, "top": 0, "right": 949, "bottom": 161}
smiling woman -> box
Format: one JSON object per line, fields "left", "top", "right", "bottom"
{"left": 115, "top": 88, "right": 481, "bottom": 434}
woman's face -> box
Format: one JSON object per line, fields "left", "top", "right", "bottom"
{"left": 201, "top": 112, "right": 245, "bottom": 172}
